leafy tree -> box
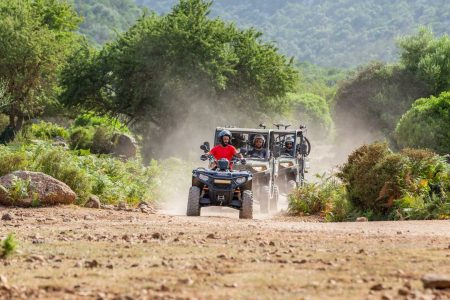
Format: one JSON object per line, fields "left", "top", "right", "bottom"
{"left": 395, "top": 92, "right": 450, "bottom": 155}
{"left": 398, "top": 27, "right": 450, "bottom": 94}
{"left": 333, "top": 63, "right": 431, "bottom": 145}
{"left": 60, "top": 0, "right": 298, "bottom": 158}
{"left": 0, "top": 0, "right": 82, "bottom": 132}
{"left": 286, "top": 93, "right": 333, "bottom": 140}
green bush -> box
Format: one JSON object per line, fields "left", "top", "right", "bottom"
{"left": 73, "top": 113, "right": 130, "bottom": 133}
{"left": 0, "top": 146, "right": 28, "bottom": 176}
{"left": 395, "top": 91, "right": 450, "bottom": 155}
{"left": 69, "top": 126, "right": 95, "bottom": 150}
{"left": 1, "top": 233, "right": 17, "bottom": 258}
{"left": 28, "top": 121, "right": 69, "bottom": 140}
{"left": 0, "top": 142, "right": 160, "bottom": 205}
{"left": 338, "top": 142, "right": 449, "bottom": 219}
{"left": 288, "top": 174, "right": 349, "bottom": 218}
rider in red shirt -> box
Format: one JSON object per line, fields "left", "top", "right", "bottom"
{"left": 208, "top": 130, "right": 245, "bottom": 168}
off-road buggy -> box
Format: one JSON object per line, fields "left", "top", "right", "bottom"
{"left": 270, "top": 124, "right": 311, "bottom": 195}
{"left": 187, "top": 142, "right": 254, "bottom": 219}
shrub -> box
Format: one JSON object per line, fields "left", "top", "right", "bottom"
{"left": 338, "top": 142, "right": 450, "bottom": 219}
{"left": 1, "top": 233, "right": 17, "bottom": 258}
{"left": 0, "top": 146, "right": 28, "bottom": 176}
{"left": 288, "top": 174, "right": 349, "bottom": 219}
{"left": 69, "top": 126, "right": 95, "bottom": 150}
{"left": 0, "top": 142, "right": 160, "bottom": 205}
{"left": 395, "top": 91, "right": 450, "bottom": 155}
{"left": 74, "top": 113, "right": 130, "bottom": 133}
{"left": 28, "top": 121, "right": 69, "bottom": 140}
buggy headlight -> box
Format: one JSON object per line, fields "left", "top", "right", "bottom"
{"left": 198, "top": 173, "right": 209, "bottom": 181}
{"left": 236, "top": 177, "right": 247, "bottom": 184}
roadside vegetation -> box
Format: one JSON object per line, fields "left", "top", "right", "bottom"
{"left": 289, "top": 142, "right": 450, "bottom": 221}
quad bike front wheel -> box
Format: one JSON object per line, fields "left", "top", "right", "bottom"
{"left": 288, "top": 180, "right": 297, "bottom": 193}
{"left": 187, "top": 186, "right": 201, "bottom": 216}
{"left": 239, "top": 190, "right": 253, "bottom": 219}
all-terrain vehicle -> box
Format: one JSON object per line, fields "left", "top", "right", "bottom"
{"left": 187, "top": 142, "right": 254, "bottom": 219}
{"left": 214, "top": 127, "right": 277, "bottom": 214}
{"left": 270, "top": 124, "right": 311, "bottom": 195}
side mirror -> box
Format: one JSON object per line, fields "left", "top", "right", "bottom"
{"left": 200, "top": 141, "right": 210, "bottom": 153}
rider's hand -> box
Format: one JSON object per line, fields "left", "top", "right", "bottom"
{"left": 241, "top": 158, "right": 247, "bottom": 165}
{"left": 200, "top": 154, "right": 208, "bottom": 161}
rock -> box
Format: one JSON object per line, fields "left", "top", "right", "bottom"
{"left": 84, "top": 260, "right": 100, "bottom": 268}
{"left": 356, "top": 217, "right": 368, "bottom": 222}
{"left": 0, "top": 171, "right": 76, "bottom": 207}
{"left": 52, "top": 141, "right": 69, "bottom": 150}
{"left": 152, "top": 232, "right": 163, "bottom": 240}
{"left": 381, "top": 293, "right": 392, "bottom": 300}
{"left": 370, "top": 283, "right": 385, "bottom": 291}
{"left": 1, "top": 212, "right": 13, "bottom": 221}
{"left": 112, "top": 134, "right": 137, "bottom": 159}
{"left": 398, "top": 288, "right": 409, "bottom": 296}
{"left": 178, "top": 278, "right": 194, "bottom": 285}
{"left": 83, "top": 215, "right": 94, "bottom": 221}
{"left": 84, "top": 196, "right": 101, "bottom": 209}
{"left": 118, "top": 201, "right": 127, "bottom": 210}
{"left": 421, "top": 274, "right": 450, "bottom": 289}
{"left": 207, "top": 233, "right": 216, "bottom": 239}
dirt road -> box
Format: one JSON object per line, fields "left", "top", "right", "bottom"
{"left": 1, "top": 206, "right": 449, "bottom": 299}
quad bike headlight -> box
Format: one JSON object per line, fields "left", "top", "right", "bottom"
{"left": 235, "top": 177, "right": 247, "bottom": 184}
{"left": 198, "top": 173, "right": 209, "bottom": 182}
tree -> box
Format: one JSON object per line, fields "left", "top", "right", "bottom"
{"left": 395, "top": 92, "right": 450, "bottom": 155}
{"left": 286, "top": 93, "right": 333, "bottom": 140}
{"left": 333, "top": 63, "right": 431, "bottom": 147}
{"left": 398, "top": 27, "right": 450, "bottom": 94}
{"left": 0, "top": 0, "right": 81, "bottom": 132}
{"left": 60, "top": 0, "right": 298, "bottom": 158}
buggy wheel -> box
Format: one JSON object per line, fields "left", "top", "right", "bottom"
{"left": 288, "top": 180, "right": 297, "bottom": 193}
{"left": 239, "top": 190, "right": 253, "bottom": 219}
{"left": 187, "top": 186, "right": 201, "bottom": 216}
{"left": 260, "top": 186, "right": 270, "bottom": 214}
{"left": 270, "top": 185, "right": 279, "bottom": 213}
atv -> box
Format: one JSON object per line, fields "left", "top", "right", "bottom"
{"left": 270, "top": 124, "right": 311, "bottom": 194}
{"left": 214, "top": 127, "right": 276, "bottom": 214}
{"left": 187, "top": 142, "right": 254, "bottom": 219}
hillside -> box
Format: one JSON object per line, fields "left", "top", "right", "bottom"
{"left": 135, "top": 0, "right": 450, "bottom": 67}
{"left": 72, "top": 0, "right": 141, "bottom": 46}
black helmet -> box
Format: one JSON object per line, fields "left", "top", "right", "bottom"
{"left": 218, "top": 129, "right": 232, "bottom": 140}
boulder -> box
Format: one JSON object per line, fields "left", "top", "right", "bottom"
{"left": 422, "top": 274, "right": 450, "bottom": 289}
{"left": 0, "top": 171, "right": 76, "bottom": 207}
{"left": 112, "top": 133, "right": 137, "bottom": 158}
{"left": 84, "top": 195, "right": 101, "bottom": 209}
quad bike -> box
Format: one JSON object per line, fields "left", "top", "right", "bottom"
{"left": 214, "top": 127, "right": 277, "bottom": 214}
{"left": 186, "top": 142, "right": 254, "bottom": 219}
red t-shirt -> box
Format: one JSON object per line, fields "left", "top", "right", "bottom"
{"left": 210, "top": 144, "right": 237, "bottom": 162}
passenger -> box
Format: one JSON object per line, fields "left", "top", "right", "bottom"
{"left": 247, "top": 134, "right": 267, "bottom": 159}
{"left": 283, "top": 136, "right": 295, "bottom": 157}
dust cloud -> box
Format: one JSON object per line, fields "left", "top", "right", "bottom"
{"left": 147, "top": 85, "right": 382, "bottom": 215}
